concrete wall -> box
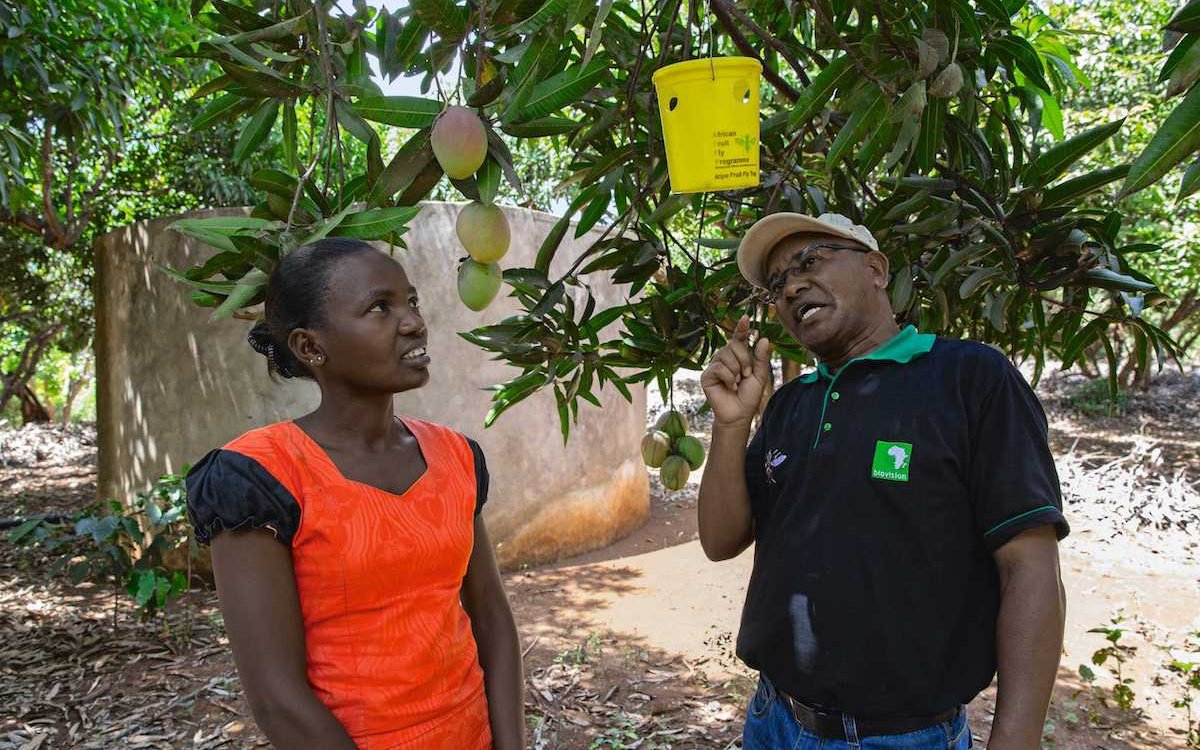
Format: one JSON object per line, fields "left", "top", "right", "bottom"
{"left": 94, "top": 203, "right": 648, "bottom": 569}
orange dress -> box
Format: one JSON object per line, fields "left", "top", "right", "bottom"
{"left": 186, "top": 418, "right": 493, "bottom": 749}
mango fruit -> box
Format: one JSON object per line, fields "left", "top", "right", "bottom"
{"left": 660, "top": 455, "right": 691, "bottom": 491}
{"left": 432, "top": 106, "right": 487, "bottom": 179}
{"left": 457, "top": 258, "right": 502, "bottom": 311}
{"left": 456, "top": 201, "right": 510, "bottom": 263}
{"left": 655, "top": 409, "right": 688, "bottom": 440}
{"left": 674, "top": 435, "right": 706, "bottom": 471}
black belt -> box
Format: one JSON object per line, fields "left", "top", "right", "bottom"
{"left": 779, "top": 692, "right": 961, "bottom": 740}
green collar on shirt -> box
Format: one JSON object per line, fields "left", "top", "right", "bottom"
{"left": 798, "top": 325, "right": 936, "bottom": 383}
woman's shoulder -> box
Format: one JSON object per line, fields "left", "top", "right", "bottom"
{"left": 223, "top": 420, "right": 297, "bottom": 456}
{"left": 402, "top": 416, "right": 473, "bottom": 450}
{"left": 186, "top": 422, "right": 304, "bottom": 545}
{"left": 187, "top": 422, "right": 307, "bottom": 496}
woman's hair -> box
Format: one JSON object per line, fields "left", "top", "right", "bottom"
{"left": 247, "top": 237, "right": 378, "bottom": 379}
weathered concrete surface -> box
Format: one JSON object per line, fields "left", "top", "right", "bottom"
{"left": 94, "top": 202, "right": 648, "bottom": 568}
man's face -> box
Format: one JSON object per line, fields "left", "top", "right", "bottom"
{"left": 764, "top": 233, "right": 889, "bottom": 354}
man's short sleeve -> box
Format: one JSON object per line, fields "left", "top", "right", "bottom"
{"left": 968, "top": 355, "right": 1069, "bottom": 552}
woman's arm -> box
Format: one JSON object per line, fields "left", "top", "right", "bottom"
{"left": 210, "top": 528, "right": 357, "bottom": 749}
{"left": 461, "top": 517, "right": 525, "bottom": 750}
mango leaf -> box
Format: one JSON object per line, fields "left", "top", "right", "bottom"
{"left": 328, "top": 206, "right": 422, "bottom": 240}
{"left": 211, "top": 0, "right": 271, "bottom": 31}
{"left": 367, "top": 129, "right": 433, "bottom": 207}
{"left": 1082, "top": 268, "right": 1158, "bottom": 293}
{"left": 297, "top": 205, "right": 352, "bottom": 246}
{"left": 250, "top": 168, "right": 298, "bottom": 199}
{"left": 1160, "top": 33, "right": 1198, "bottom": 83}
{"left": 959, "top": 267, "right": 1003, "bottom": 299}
{"left": 233, "top": 99, "right": 278, "bottom": 163}
{"left": 411, "top": 0, "right": 468, "bottom": 42}
{"left": 334, "top": 100, "right": 378, "bottom": 144}
{"left": 826, "top": 86, "right": 887, "bottom": 168}
{"left": 282, "top": 102, "right": 298, "bottom": 169}
{"left": 1166, "top": 35, "right": 1200, "bottom": 97}
{"left": 211, "top": 268, "right": 269, "bottom": 319}
{"left": 354, "top": 96, "right": 442, "bottom": 127}
{"left": 477, "top": 158, "right": 502, "bottom": 205}
{"left": 502, "top": 34, "right": 561, "bottom": 122}
{"left": 1041, "top": 165, "right": 1129, "bottom": 207}
{"left": 502, "top": 0, "right": 572, "bottom": 36}
{"left": 1061, "top": 316, "right": 1108, "bottom": 368}
{"left": 501, "top": 117, "right": 581, "bottom": 137}
{"left": 1034, "top": 87, "right": 1064, "bottom": 141}
{"left": 487, "top": 128, "right": 525, "bottom": 193}
{"left": 189, "top": 74, "right": 233, "bottom": 101}
{"left": 191, "top": 92, "right": 250, "bottom": 131}
{"left": 216, "top": 12, "right": 308, "bottom": 45}
{"left": 1121, "top": 84, "right": 1200, "bottom": 197}
{"left": 396, "top": 159, "right": 445, "bottom": 205}
{"left": 534, "top": 188, "right": 596, "bottom": 272}
{"left": 1023, "top": 118, "right": 1124, "bottom": 184}
{"left": 582, "top": 0, "right": 614, "bottom": 67}
{"left": 992, "top": 35, "right": 1052, "bottom": 93}
{"left": 467, "top": 68, "right": 508, "bottom": 107}
{"left": 512, "top": 59, "right": 608, "bottom": 122}
{"left": 1178, "top": 157, "right": 1200, "bottom": 200}
{"left": 388, "top": 15, "right": 429, "bottom": 79}
{"left": 159, "top": 264, "right": 242, "bottom": 293}
{"left": 171, "top": 216, "right": 274, "bottom": 235}
{"left": 214, "top": 44, "right": 307, "bottom": 97}
{"left": 1167, "top": 0, "right": 1200, "bottom": 33}
{"left": 789, "top": 55, "right": 853, "bottom": 126}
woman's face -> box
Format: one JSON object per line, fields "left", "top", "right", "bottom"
{"left": 295, "top": 250, "right": 431, "bottom": 394}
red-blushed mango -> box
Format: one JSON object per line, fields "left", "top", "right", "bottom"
{"left": 457, "top": 258, "right": 502, "bottom": 311}
{"left": 660, "top": 455, "right": 690, "bottom": 491}
{"left": 641, "top": 430, "right": 671, "bottom": 468}
{"left": 432, "top": 106, "right": 488, "bottom": 179}
{"left": 456, "top": 201, "right": 510, "bottom": 263}
{"left": 674, "top": 435, "right": 706, "bottom": 470}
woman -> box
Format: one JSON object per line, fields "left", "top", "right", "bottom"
{"left": 185, "top": 238, "right": 524, "bottom": 749}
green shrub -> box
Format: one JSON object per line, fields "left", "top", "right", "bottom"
{"left": 1068, "top": 378, "right": 1128, "bottom": 417}
{"left": 8, "top": 472, "right": 197, "bottom": 620}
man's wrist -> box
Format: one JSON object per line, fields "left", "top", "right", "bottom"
{"left": 712, "top": 416, "right": 754, "bottom": 433}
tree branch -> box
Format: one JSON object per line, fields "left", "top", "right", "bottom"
{"left": 710, "top": 0, "right": 800, "bottom": 102}
{"left": 809, "top": 0, "right": 896, "bottom": 97}
{"left": 0, "top": 209, "right": 47, "bottom": 237}
{"left": 709, "top": 0, "right": 812, "bottom": 86}
{"left": 40, "top": 127, "right": 65, "bottom": 248}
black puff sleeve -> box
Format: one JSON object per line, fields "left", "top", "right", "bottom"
{"left": 186, "top": 449, "right": 301, "bottom": 545}
{"left": 465, "top": 438, "right": 489, "bottom": 516}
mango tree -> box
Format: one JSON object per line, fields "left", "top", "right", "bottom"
{"left": 171, "top": 0, "right": 1199, "bottom": 438}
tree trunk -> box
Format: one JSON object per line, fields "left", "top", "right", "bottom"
{"left": 19, "top": 384, "right": 51, "bottom": 424}
{"left": 0, "top": 324, "right": 61, "bottom": 417}
{"left": 58, "top": 350, "right": 92, "bottom": 425}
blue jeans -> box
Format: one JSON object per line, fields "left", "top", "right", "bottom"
{"left": 742, "top": 675, "right": 972, "bottom": 750}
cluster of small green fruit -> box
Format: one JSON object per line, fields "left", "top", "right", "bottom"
{"left": 641, "top": 409, "right": 705, "bottom": 491}
{"left": 432, "top": 106, "right": 510, "bottom": 311}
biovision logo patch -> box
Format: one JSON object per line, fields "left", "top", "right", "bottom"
{"left": 871, "top": 440, "right": 912, "bottom": 482}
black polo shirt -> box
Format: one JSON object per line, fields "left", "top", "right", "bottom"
{"left": 737, "top": 326, "right": 1068, "bottom": 718}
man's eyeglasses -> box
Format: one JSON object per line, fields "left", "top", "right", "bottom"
{"left": 758, "top": 243, "right": 870, "bottom": 305}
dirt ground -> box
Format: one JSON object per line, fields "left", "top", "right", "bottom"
{"left": 0, "top": 368, "right": 1197, "bottom": 750}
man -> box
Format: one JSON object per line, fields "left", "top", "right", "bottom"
{"left": 698, "top": 212, "right": 1068, "bottom": 750}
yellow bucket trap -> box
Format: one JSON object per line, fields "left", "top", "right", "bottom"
{"left": 651, "top": 56, "right": 763, "bottom": 194}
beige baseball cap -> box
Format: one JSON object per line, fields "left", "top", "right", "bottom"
{"left": 736, "top": 212, "right": 879, "bottom": 289}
